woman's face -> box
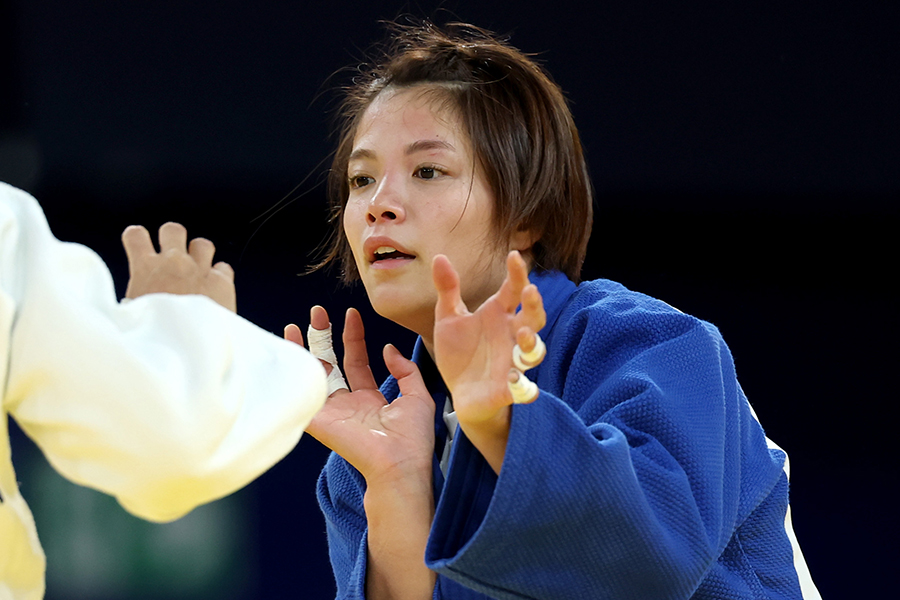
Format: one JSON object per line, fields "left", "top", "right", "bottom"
{"left": 343, "top": 86, "right": 520, "bottom": 339}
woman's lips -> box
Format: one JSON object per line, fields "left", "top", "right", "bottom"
{"left": 364, "top": 237, "right": 417, "bottom": 268}
{"left": 370, "top": 246, "right": 416, "bottom": 268}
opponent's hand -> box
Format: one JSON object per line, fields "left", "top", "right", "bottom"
{"left": 284, "top": 307, "right": 435, "bottom": 486}
{"left": 432, "top": 251, "right": 546, "bottom": 472}
{"left": 122, "top": 222, "right": 236, "bottom": 312}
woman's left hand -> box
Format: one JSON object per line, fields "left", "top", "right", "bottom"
{"left": 431, "top": 251, "right": 546, "bottom": 473}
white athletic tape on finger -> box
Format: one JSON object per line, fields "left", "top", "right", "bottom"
{"left": 508, "top": 370, "right": 539, "bottom": 404}
{"left": 512, "top": 334, "right": 546, "bottom": 372}
{"left": 307, "top": 324, "right": 350, "bottom": 395}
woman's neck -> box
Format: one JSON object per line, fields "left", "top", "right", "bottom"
{"left": 420, "top": 335, "right": 436, "bottom": 361}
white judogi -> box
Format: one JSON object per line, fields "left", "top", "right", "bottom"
{"left": 0, "top": 182, "right": 326, "bottom": 599}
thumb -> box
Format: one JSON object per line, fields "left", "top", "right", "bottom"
{"left": 384, "top": 344, "right": 433, "bottom": 410}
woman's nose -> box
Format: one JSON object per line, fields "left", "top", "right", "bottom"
{"left": 367, "top": 206, "right": 399, "bottom": 224}
{"left": 366, "top": 180, "right": 406, "bottom": 224}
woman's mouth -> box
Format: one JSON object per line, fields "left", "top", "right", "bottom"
{"left": 371, "top": 246, "right": 416, "bottom": 267}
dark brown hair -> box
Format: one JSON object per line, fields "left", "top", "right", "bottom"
{"left": 318, "top": 21, "right": 593, "bottom": 282}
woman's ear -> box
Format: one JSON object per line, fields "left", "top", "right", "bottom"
{"left": 509, "top": 226, "right": 540, "bottom": 254}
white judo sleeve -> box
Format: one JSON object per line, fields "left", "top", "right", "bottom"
{"left": 0, "top": 182, "right": 327, "bottom": 598}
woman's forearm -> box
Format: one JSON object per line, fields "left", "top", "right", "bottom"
{"left": 364, "top": 473, "right": 436, "bottom": 599}
{"left": 457, "top": 404, "right": 511, "bottom": 476}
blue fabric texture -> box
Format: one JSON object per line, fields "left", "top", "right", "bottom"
{"left": 316, "top": 271, "right": 804, "bottom": 599}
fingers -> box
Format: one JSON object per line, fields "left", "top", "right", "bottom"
{"left": 513, "top": 327, "right": 546, "bottom": 372}
{"left": 382, "top": 344, "right": 415, "bottom": 380}
{"left": 310, "top": 305, "right": 330, "bottom": 330}
{"left": 512, "top": 284, "right": 547, "bottom": 374}
{"left": 158, "top": 222, "right": 189, "bottom": 253}
{"left": 384, "top": 344, "right": 432, "bottom": 405}
{"left": 302, "top": 309, "right": 349, "bottom": 394}
{"left": 433, "top": 254, "right": 468, "bottom": 320}
{"left": 283, "top": 323, "right": 305, "bottom": 347}
{"left": 515, "top": 282, "right": 547, "bottom": 333}
{"left": 495, "top": 251, "right": 530, "bottom": 312}
{"left": 342, "top": 308, "right": 379, "bottom": 391}
{"left": 212, "top": 261, "right": 235, "bottom": 282}
{"left": 515, "top": 326, "right": 537, "bottom": 355}
{"left": 121, "top": 225, "right": 155, "bottom": 266}
{"left": 189, "top": 237, "right": 216, "bottom": 267}
{"left": 507, "top": 369, "right": 540, "bottom": 404}
{"left": 124, "top": 222, "right": 220, "bottom": 271}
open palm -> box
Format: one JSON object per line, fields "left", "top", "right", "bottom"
{"left": 285, "top": 307, "right": 435, "bottom": 483}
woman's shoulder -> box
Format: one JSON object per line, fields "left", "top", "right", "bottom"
{"left": 531, "top": 269, "right": 687, "bottom": 318}
{"left": 560, "top": 276, "right": 697, "bottom": 329}
{"left": 547, "top": 275, "right": 721, "bottom": 355}
{"left": 574, "top": 277, "right": 686, "bottom": 316}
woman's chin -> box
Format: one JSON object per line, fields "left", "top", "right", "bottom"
{"left": 368, "top": 292, "right": 435, "bottom": 336}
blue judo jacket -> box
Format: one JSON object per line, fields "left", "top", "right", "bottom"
{"left": 317, "top": 271, "right": 817, "bottom": 599}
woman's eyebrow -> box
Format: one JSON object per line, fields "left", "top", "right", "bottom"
{"left": 348, "top": 148, "right": 375, "bottom": 162}
{"left": 349, "top": 140, "right": 455, "bottom": 163}
{"left": 405, "top": 139, "right": 455, "bottom": 155}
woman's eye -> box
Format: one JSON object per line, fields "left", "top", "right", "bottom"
{"left": 349, "top": 175, "right": 374, "bottom": 188}
{"left": 414, "top": 166, "right": 440, "bottom": 180}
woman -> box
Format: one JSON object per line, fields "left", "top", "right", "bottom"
{"left": 286, "top": 22, "right": 819, "bottom": 600}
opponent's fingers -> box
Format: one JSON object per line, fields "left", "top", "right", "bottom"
{"left": 342, "top": 308, "right": 379, "bottom": 391}
{"left": 495, "top": 251, "right": 530, "bottom": 313}
{"left": 158, "top": 222, "right": 189, "bottom": 253}
{"left": 433, "top": 254, "right": 469, "bottom": 320}
{"left": 121, "top": 225, "right": 156, "bottom": 265}
{"left": 188, "top": 237, "right": 216, "bottom": 267}
{"left": 212, "top": 261, "right": 235, "bottom": 281}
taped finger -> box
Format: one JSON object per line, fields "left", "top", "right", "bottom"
{"left": 508, "top": 369, "right": 539, "bottom": 404}
{"left": 513, "top": 333, "right": 546, "bottom": 372}
{"left": 307, "top": 323, "right": 350, "bottom": 395}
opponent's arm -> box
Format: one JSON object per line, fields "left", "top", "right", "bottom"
{"left": 4, "top": 189, "right": 325, "bottom": 522}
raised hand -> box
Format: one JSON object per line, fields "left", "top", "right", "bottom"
{"left": 286, "top": 308, "right": 438, "bottom": 597}
{"left": 432, "top": 251, "right": 547, "bottom": 473}
{"left": 284, "top": 307, "right": 435, "bottom": 486}
{"left": 122, "top": 222, "right": 236, "bottom": 312}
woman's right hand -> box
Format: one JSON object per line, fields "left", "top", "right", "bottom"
{"left": 287, "top": 306, "right": 438, "bottom": 599}
{"left": 284, "top": 306, "right": 435, "bottom": 487}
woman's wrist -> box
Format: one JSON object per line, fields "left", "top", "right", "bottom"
{"left": 457, "top": 404, "right": 511, "bottom": 475}
{"left": 363, "top": 454, "right": 433, "bottom": 492}
{"left": 364, "top": 466, "right": 436, "bottom": 600}
{"left": 364, "top": 470, "right": 433, "bottom": 508}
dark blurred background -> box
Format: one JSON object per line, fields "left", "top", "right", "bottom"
{"left": 2, "top": 1, "right": 896, "bottom": 598}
